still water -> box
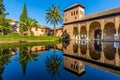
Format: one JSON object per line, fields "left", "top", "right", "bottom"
{"left": 0, "top": 41, "right": 120, "bottom": 80}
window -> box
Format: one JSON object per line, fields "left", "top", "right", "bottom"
{"left": 74, "top": 11, "right": 75, "bottom": 15}
{"left": 76, "top": 10, "right": 78, "bottom": 15}
{"left": 71, "top": 12, "right": 73, "bottom": 16}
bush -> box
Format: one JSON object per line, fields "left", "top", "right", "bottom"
{"left": 8, "top": 32, "right": 20, "bottom": 36}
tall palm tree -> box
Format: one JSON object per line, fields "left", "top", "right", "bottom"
{"left": 20, "top": 17, "right": 37, "bottom": 36}
{"left": 46, "top": 5, "right": 63, "bottom": 36}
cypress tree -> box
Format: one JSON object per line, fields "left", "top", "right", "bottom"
{"left": 20, "top": 3, "right": 28, "bottom": 22}
{"left": 20, "top": 3, "right": 28, "bottom": 33}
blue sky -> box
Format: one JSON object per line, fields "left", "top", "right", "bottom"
{"left": 3, "top": 0, "right": 120, "bottom": 28}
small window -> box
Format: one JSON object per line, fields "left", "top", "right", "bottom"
{"left": 76, "top": 10, "right": 78, "bottom": 15}
{"left": 74, "top": 11, "right": 75, "bottom": 15}
{"left": 71, "top": 12, "right": 73, "bottom": 16}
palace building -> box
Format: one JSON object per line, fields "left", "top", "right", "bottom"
{"left": 63, "top": 3, "right": 120, "bottom": 41}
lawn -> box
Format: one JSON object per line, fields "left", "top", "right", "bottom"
{"left": 0, "top": 33, "right": 61, "bottom": 41}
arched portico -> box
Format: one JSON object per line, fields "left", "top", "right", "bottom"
{"left": 80, "top": 26, "right": 87, "bottom": 39}
{"left": 89, "top": 22, "right": 101, "bottom": 40}
{"left": 104, "top": 22, "right": 116, "bottom": 40}
{"left": 94, "top": 29, "right": 102, "bottom": 39}
{"left": 73, "top": 27, "right": 78, "bottom": 39}
{"left": 118, "top": 24, "right": 120, "bottom": 40}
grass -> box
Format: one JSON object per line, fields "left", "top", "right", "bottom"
{"left": 0, "top": 33, "right": 61, "bottom": 41}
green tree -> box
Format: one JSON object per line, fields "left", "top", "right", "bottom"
{"left": 0, "top": 14, "right": 11, "bottom": 35}
{"left": 20, "top": 17, "right": 38, "bottom": 36}
{"left": 46, "top": 5, "right": 63, "bottom": 36}
{"left": 0, "top": 0, "right": 5, "bottom": 15}
{"left": 20, "top": 3, "right": 28, "bottom": 33}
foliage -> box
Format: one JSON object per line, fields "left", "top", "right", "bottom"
{"left": 0, "top": 14, "right": 12, "bottom": 35}
{"left": 0, "top": 0, "right": 6, "bottom": 15}
{"left": 0, "top": 0, "right": 11, "bottom": 35}
{"left": 8, "top": 32, "right": 21, "bottom": 36}
{"left": 20, "top": 3, "right": 28, "bottom": 33}
{"left": 20, "top": 17, "right": 38, "bottom": 36}
{"left": 20, "top": 3, "right": 28, "bottom": 22}
{"left": 46, "top": 5, "right": 63, "bottom": 36}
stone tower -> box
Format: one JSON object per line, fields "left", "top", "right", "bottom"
{"left": 64, "top": 3, "right": 86, "bottom": 23}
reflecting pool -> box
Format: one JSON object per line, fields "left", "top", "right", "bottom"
{"left": 0, "top": 41, "right": 120, "bottom": 80}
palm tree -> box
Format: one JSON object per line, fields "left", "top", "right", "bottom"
{"left": 20, "top": 17, "right": 37, "bottom": 36}
{"left": 46, "top": 5, "right": 63, "bottom": 36}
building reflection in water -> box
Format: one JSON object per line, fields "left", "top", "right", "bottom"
{"left": 63, "top": 40, "right": 120, "bottom": 70}
{"left": 64, "top": 55, "right": 85, "bottom": 76}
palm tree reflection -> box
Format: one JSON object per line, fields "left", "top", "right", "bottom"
{"left": 45, "top": 45, "right": 63, "bottom": 76}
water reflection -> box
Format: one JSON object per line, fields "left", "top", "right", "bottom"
{"left": 45, "top": 45, "right": 63, "bottom": 76}
{"left": 0, "top": 45, "right": 52, "bottom": 79}
{"left": 0, "top": 41, "right": 120, "bottom": 80}
{"left": 64, "top": 55, "right": 85, "bottom": 76}
{"left": 63, "top": 41, "right": 120, "bottom": 68}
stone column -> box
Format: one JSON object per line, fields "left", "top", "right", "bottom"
{"left": 86, "top": 22, "right": 89, "bottom": 40}
{"left": 101, "top": 19, "right": 104, "bottom": 40}
{"left": 115, "top": 17, "right": 119, "bottom": 40}
{"left": 79, "top": 29, "right": 81, "bottom": 40}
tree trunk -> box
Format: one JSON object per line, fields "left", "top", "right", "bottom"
{"left": 54, "top": 20, "right": 56, "bottom": 36}
{"left": 28, "top": 28, "right": 31, "bottom": 36}
{"left": 1, "top": 31, "right": 3, "bottom": 36}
